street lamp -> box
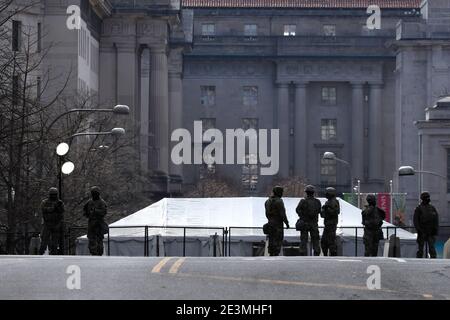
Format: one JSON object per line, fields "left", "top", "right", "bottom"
{"left": 69, "top": 127, "right": 126, "bottom": 142}
{"left": 398, "top": 165, "right": 447, "bottom": 179}
{"left": 56, "top": 128, "right": 126, "bottom": 200}
{"left": 322, "top": 152, "right": 354, "bottom": 193}
{"left": 46, "top": 105, "right": 130, "bottom": 134}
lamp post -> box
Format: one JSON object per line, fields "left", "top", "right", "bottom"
{"left": 46, "top": 105, "right": 130, "bottom": 134}
{"left": 55, "top": 128, "right": 126, "bottom": 200}
{"left": 398, "top": 165, "right": 447, "bottom": 196}
{"left": 323, "top": 152, "right": 354, "bottom": 193}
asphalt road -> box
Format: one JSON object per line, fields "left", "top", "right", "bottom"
{"left": 0, "top": 255, "right": 449, "bottom": 300}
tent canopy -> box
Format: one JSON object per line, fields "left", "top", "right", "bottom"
{"left": 106, "top": 197, "right": 416, "bottom": 240}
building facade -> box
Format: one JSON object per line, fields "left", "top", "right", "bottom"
{"left": 180, "top": 0, "right": 450, "bottom": 225}
{"left": 6, "top": 0, "right": 450, "bottom": 225}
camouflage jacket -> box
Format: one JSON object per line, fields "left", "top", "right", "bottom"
{"left": 361, "top": 205, "right": 386, "bottom": 230}
{"left": 296, "top": 196, "right": 321, "bottom": 223}
{"left": 40, "top": 199, "right": 64, "bottom": 226}
{"left": 83, "top": 198, "right": 107, "bottom": 221}
{"left": 414, "top": 203, "right": 439, "bottom": 235}
{"left": 320, "top": 198, "right": 340, "bottom": 225}
{"left": 265, "top": 196, "right": 289, "bottom": 228}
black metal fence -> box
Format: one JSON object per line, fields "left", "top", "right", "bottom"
{"left": 67, "top": 225, "right": 227, "bottom": 257}
{"left": 1, "top": 225, "right": 449, "bottom": 257}
{"left": 227, "top": 225, "right": 450, "bottom": 258}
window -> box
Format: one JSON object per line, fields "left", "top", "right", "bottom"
{"left": 242, "top": 154, "right": 259, "bottom": 191}
{"left": 283, "top": 24, "right": 296, "bottom": 36}
{"left": 321, "top": 119, "right": 337, "bottom": 141}
{"left": 243, "top": 86, "right": 258, "bottom": 107}
{"left": 244, "top": 24, "right": 257, "bottom": 39}
{"left": 242, "top": 118, "right": 258, "bottom": 131}
{"left": 242, "top": 119, "right": 259, "bottom": 190}
{"left": 201, "top": 118, "right": 216, "bottom": 138}
{"left": 37, "top": 23, "right": 41, "bottom": 53}
{"left": 201, "top": 23, "right": 215, "bottom": 39}
{"left": 12, "top": 20, "right": 21, "bottom": 51}
{"left": 201, "top": 118, "right": 216, "bottom": 173}
{"left": 321, "top": 155, "right": 337, "bottom": 186}
{"left": 321, "top": 87, "right": 337, "bottom": 105}
{"left": 323, "top": 25, "right": 336, "bottom": 36}
{"left": 200, "top": 86, "right": 215, "bottom": 107}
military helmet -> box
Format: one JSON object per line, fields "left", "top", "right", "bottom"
{"left": 366, "top": 194, "right": 376, "bottom": 202}
{"left": 305, "top": 185, "right": 315, "bottom": 193}
{"left": 272, "top": 186, "right": 284, "bottom": 198}
{"left": 49, "top": 187, "right": 58, "bottom": 195}
{"left": 325, "top": 187, "right": 336, "bottom": 195}
{"left": 90, "top": 186, "right": 101, "bottom": 194}
{"left": 420, "top": 191, "right": 430, "bottom": 201}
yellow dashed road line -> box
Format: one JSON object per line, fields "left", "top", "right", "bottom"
{"left": 151, "top": 257, "right": 172, "bottom": 273}
{"left": 169, "top": 258, "right": 186, "bottom": 274}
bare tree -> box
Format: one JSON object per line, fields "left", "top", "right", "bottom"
{"left": 184, "top": 171, "right": 241, "bottom": 198}
{"left": 0, "top": 1, "right": 149, "bottom": 253}
{"left": 265, "top": 176, "right": 307, "bottom": 197}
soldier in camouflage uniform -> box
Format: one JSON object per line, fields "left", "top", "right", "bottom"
{"left": 39, "top": 188, "right": 64, "bottom": 255}
{"left": 296, "top": 185, "right": 321, "bottom": 256}
{"left": 320, "top": 187, "right": 340, "bottom": 256}
{"left": 361, "top": 194, "right": 386, "bottom": 257}
{"left": 265, "top": 186, "right": 290, "bottom": 256}
{"left": 414, "top": 192, "right": 439, "bottom": 259}
{"left": 83, "top": 186, "right": 108, "bottom": 256}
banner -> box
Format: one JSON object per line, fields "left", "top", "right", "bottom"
{"left": 377, "top": 193, "right": 391, "bottom": 223}
{"left": 342, "top": 193, "right": 407, "bottom": 226}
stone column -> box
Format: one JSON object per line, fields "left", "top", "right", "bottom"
{"left": 369, "top": 83, "right": 383, "bottom": 181}
{"left": 168, "top": 70, "right": 183, "bottom": 177}
{"left": 149, "top": 45, "right": 170, "bottom": 175}
{"left": 139, "top": 48, "right": 150, "bottom": 172}
{"left": 277, "top": 83, "right": 290, "bottom": 177}
{"left": 98, "top": 42, "right": 116, "bottom": 106}
{"left": 116, "top": 42, "right": 137, "bottom": 114}
{"left": 294, "top": 82, "right": 307, "bottom": 178}
{"left": 351, "top": 83, "right": 365, "bottom": 182}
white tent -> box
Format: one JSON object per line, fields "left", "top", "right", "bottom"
{"left": 76, "top": 197, "right": 417, "bottom": 257}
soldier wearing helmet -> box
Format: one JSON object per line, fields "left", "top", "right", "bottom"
{"left": 296, "top": 185, "right": 321, "bottom": 256}
{"left": 320, "top": 187, "right": 340, "bottom": 256}
{"left": 264, "top": 186, "right": 289, "bottom": 256}
{"left": 361, "top": 194, "right": 386, "bottom": 257}
{"left": 39, "top": 187, "right": 64, "bottom": 255}
{"left": 414, "top": 192, "right": 439, "bottom": 258}
{"left": 83, "top": 186, "right": 108, "bottom": 256}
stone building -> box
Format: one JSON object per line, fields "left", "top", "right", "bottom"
{"left": 180, "top": 0, "right": 450, "bottom": 225}
{"left": 5, "top": 0, "right": 450, "bottom": 225}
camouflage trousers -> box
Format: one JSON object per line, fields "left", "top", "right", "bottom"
{"left": 417, "top": 231, "right": 437, "bottom": 258}
{"left": 321, "top": 224, "right": 337, "bottom": 256}
{"left": 39, "top": 223, "right": 61, "bottom": 255}
{"left": 87, "top": 220, "right": 105, "bottom": 256}
{"left": 300, "top": 223, "right": 320, "bottom": 256}
{"left": 268, "top": 226, "right": 284, "bottom": 256}
{"left": 363, "top": 228, "right": 381, "bottom": 257}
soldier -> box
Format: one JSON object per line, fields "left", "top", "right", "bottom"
{"left": 83, "top": 186, "right": 108, "bottom": 256}
{"left": 361, "top": 194, "right": 386, "bottom": 257}
{"left": 320, "top": 187, "right": 340, "bottom": 256}
{"left": 39, "top": 188, "right": 64, "bottom": 255}
{"left": 296, "top": 185, "right": 321, "bottom": 256}
{"left": 264, "top": 186, "right": 290, "bottom": 256}
{"left": 414, "top": 192, "right": 439, "bottom": 258}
